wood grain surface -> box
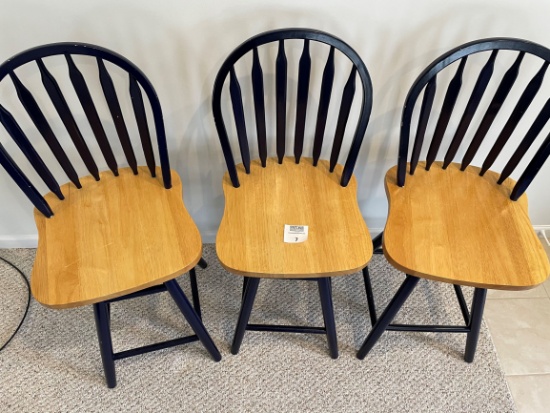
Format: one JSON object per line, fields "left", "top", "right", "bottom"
{"left": 32, "top": 167, "right": 202, "bottom": 308}
{"left": 383, "top": 162, "right": 550, "bottom": 290}
{"left": 216, "top": 157, "right": 373, "bottom": 278}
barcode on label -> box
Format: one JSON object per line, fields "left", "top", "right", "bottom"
{"left": 289, "top": 225, "right": 305, "bottom": 233}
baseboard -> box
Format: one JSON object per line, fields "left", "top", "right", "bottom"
{"left": 201, "top": 231, "right": 217, "bottom": 244}
{"left": 0, "top": 235, "right": 38, "bottom": 248}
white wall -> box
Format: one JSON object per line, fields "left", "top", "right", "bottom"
{"left": 1, "top": 0, "right": 550, "bottom": 246}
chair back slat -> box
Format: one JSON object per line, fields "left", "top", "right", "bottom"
{"left": 229, "top": 67, "right": 251, "bottom": 173}
{"left": 511, "top": 132, "right": 550, "bottom": 200}
{"left": 410, "top": 77, "right": 437, "bottom": 175}
{"left": 443, "top": 51, "right": 498, "bottom": 169}
{"left": 251, "top": 47, "right": 267, "bottom": 167}
{"left": 129, "top": 74, "right": 156, "bottom": 177}
{"left": 212, "top": 29, "right": 373, "bottom": 188}
{"left": 425, "top": 58, "right": 467, "bottom": 170}
{"left": 499, "top": 98, "right": 550, "bottom": 183}
{"left": 0, "top": 141, "right": 52, "bottom": 216}
{"left": 65, "top": 54, "right": 118, "bottom": 177}
{"left": 0, "top": 103, "right": 63, "bottom": 199}
{"left": 9, "top": 70, "right": 81, "bottom": 188}
{"left": 294, "top": 39, "right": 311, "bottom": 164}
{"left": 275, "top": 40, "right": 287, "bottom": 164}
{"left": 37, "top": 58, "right": 100, "bottom": 180}
{"left": 97, "top": 58, "right": 138, "bottom": 174}
{"left": 460, "top": 52, "right": 525, "bottom": 171}
{"left": 330, "top": 66, "right": 356, "bottom": 172}
{"left": 481, "top": 61, "right": 549, "bottom": 175}
{"left": 312, "top": 47, "right": 335, "bottom": 166}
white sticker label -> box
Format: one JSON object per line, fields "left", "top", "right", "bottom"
{"left": 284, "top": 224, "right": 308, "bottom": 243}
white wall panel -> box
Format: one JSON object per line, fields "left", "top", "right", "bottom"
{"left": 1, "top": 0, "right": 549, "bottom": 245}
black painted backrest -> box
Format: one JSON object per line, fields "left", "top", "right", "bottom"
{"left": 398, "top": 38, "right": 550, "bottom": 200}
{"left": 0, "top": 43, "right": 171, "bottom": 217}
{"left": 212, "top": 28, "right": 373, "bottom": 188}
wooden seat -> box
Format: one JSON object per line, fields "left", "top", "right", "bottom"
{"left": 357, "top": 38, "right": 550, "bottom": 363}
{"left": 383, "top": 162, "right": 549, "bottom": 290}
{"left": 212, "top": 29, "right": 374, "bottom": 358}
{"left": 217, "top": 158, "right": 372, "bottom": 278}
{"left": 0, "top": 43, "right": 220, "bottom": 388}
{"left": 32, "top": 167, "right": 202, "bottom": 308}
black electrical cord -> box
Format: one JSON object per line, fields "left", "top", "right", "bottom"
{"left": 0, "top": 255, "right": 31, "bottom": 352}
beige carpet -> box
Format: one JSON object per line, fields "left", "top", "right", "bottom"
{"left": 0, "top": 245, "right": 515, "bottom": 412}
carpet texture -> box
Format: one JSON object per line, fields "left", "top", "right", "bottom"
{"left": 0, "top": 245, "right": 515, "bottom": 412}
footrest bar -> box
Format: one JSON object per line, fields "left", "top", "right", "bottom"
{"left": 113, "top": 335, "right": 199, "bottom": 360}
{"left": 387, "top": 324, "right": 470, "bottom": 333}
{"left": 246, "top": 324, "right": 326, "bottom": 334}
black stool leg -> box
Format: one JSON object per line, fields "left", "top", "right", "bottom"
{"left": 189, "top": 268, "right": 201, "bottom": 318}
{"left": 164, "top": 279, "right": 221, "bottom": 362}
{"left": 198, "top": 258, "right": 208, "bottom": 269}
{"left": 232, "top": 277, "right": 260, "bottom": 355}
{"left": 318, "top": 278, "right": 338, "bottom": 359}
{"left": 357, "top": 275, "right": 419, "bottom": 359}
{"left": 362, "top": 267, "right": 377, "bottom": 326}
{"left": 242, "top": 277, "right": 249, "bottom": 301}
{"left": 93, "top": 302, "right": 116, "bottom": 388}
{"left": 372, "top": 232, "right": 383, "bottom": 251}
{"left": 464, "top": 287, "right": 487, "bottom": 363}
